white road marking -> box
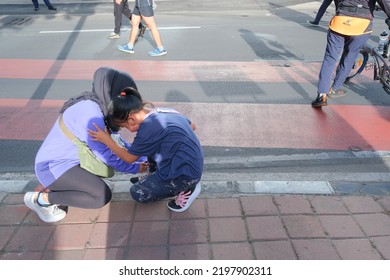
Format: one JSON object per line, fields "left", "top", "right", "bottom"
{"left": 39, "top": 26, "right": 201, "bottom": 34}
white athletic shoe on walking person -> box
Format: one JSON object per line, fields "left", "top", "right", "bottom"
{"left": 107, "top": 32, "right": 120, "bottom": 39}
{"left": 24, "top": 192, "right": 66, "bottom": 223}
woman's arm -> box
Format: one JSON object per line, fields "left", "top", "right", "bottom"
{"left": 88, "top": 123, "right": 139, "bottom": 163}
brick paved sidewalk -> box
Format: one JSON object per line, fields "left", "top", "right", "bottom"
{"left": 1, "top": 192, "right": 390, "bottom": 260}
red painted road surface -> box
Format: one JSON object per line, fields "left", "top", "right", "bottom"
{"left": 0, "top": 59, "right": 317, "bottom": 82}
{"left": 1, "top": 59, "right": 390, "bottom": 151}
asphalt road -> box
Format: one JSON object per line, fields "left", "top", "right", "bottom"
{"left": 1, "top": 0, "right": 390, "bottom": 182}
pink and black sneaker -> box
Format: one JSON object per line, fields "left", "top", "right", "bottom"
{"left": 167, "top": 183, "right": 201, "bottom": 213}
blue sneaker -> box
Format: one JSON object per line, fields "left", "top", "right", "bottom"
{"left": 148, "top": 48, "right": 167, "bottom": 57}
{"left": 117, "top": 44, "right": 134, "bottom": 54}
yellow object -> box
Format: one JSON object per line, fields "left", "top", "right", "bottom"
{"left": 59, "top": 115, "right": 115, "bottom": 178}
{"left": 329, "top": 16, "right": 371, "bottom": 35}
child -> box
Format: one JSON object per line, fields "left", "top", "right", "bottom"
{"left": 88, "top": 87, "right": 203, "bottom": 212}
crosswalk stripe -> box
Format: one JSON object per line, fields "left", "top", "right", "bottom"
{"left": 39, "top": 26, "right": 201, "bottom": 34}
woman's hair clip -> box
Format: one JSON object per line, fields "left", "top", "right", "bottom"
{"left": 120, "top": 92, "right": 126, "bottom": 96}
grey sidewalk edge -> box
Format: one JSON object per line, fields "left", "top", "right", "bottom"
{"left": 109, "top": 180, "right": 335, "bottom": 195}
{"left": 0, "top": 178, "right": 334, "bottom": 195}
{"left": 1, "top": 172, "right": 390, "bottom": 196}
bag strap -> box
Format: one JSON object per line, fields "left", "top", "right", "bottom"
{"left": 58, "top": 114, "right": 77, "bottom": 141}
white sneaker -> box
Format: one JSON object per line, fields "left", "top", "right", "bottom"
{"left": 24, "top": 192, "right": 66, "bottom": 223}
{"left": 107, "top": 32, "right": 120, "bottom": 39}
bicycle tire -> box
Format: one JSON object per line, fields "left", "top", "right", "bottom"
{"left": 346, "top": 49, "right": 369, "bottom": 82}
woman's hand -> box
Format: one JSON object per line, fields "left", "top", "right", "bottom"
{"left": 88, "top": 123, "right": 112, "bottom": 145}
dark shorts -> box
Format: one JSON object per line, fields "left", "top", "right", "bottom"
{"left": 133, "top": 0, "right": 154, "bottom": 17}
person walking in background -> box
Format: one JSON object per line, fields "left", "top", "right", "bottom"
{"left": 23, "top": 67, "right": 147, "bottom": 223}
{"left": 307, "top": 0, "right": 339, "bottom": 26}
{"left": 117, "top": 0, "right": 167, "bottom": 57}
{"left": 311, "top": 0, "right": 390, "bottom": 108}
{"left": 107, "top": 0, "right": 147, "bottom": 39}
{"left": 88, "top": 87, "right": 204, "bottom": 212}
{"left": 32, "top": 0, "right": 56, "bottom": 11}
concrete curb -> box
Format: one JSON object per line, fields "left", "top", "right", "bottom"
{"left": 2, "top": 176, "right": 390, "bottom": 197}
{"left": 110, "top": 180, "right": 335, "bottom": 195}
{"left": 0, "top": 178, "right": 334, "bottom": 195}
{"left": 2, "top": 167, "right": 390, "bottom": 197}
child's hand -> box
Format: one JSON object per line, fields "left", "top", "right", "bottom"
{"left": 191, "top": 122, "right": 196, "bottom": 131}
{"left": 88, "top": 123, "right": 111, "bottom": 144}
{"left": 138, "top": 162, "right": 149, "bottom": 173}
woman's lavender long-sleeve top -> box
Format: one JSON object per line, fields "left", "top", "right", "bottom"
{"left": 35, "top": 100, "right": 140, "bottom": 187}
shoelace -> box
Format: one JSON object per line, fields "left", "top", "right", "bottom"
{"left": 121, "top": 45, "right": 132, "bottom": 51}
{"left": 174, "top": 190, "right": 192, "bottom": 208}
{"left": 47, "top": 204, "right": 61, "bottom": 214}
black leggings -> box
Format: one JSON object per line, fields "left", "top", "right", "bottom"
{"left": 46, "top": 166, "right": 112, "bottom": 209}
